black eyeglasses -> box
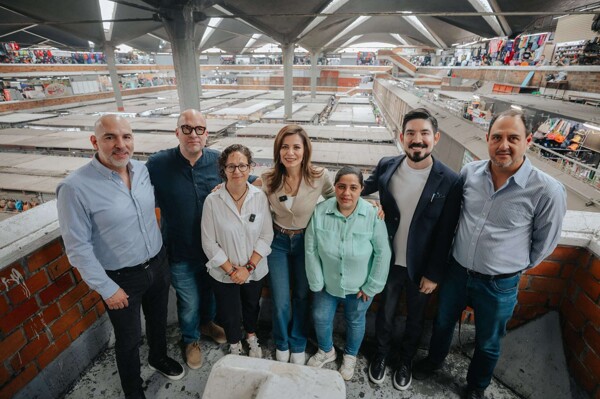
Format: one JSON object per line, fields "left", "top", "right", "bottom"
{"left": 224, "top": 163, "right": 252, "bottom": 173}
{"left": 179, "top": 125, "right": 206, "bottom": 135}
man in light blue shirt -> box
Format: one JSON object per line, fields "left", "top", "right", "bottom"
{"left": 57, "top": 115, "right": 184, "bottom": 399}
{"left": 414, "top": 110, "right": 567, "bottom": 399}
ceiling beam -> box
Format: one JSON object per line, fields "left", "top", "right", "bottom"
{"left": 467, "top": 0, "right": 504, "bottom": 37}
{"left": 487, "top": 0, "right": 512, "bottom": 36}
{"left": 297, "top": 0, "right": 350, "bottom": 39}
{"left": 0, "top": 24, "right": 37, "bottom": 39}
{"left": 323, "top": 16, "right": 370, "bottom": 48}
{"left": 403, "top": 16, "right": 446, "bottom": 48}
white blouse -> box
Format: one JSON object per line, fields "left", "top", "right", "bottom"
{"left": 201, "top": 183, "right": 273, "bottom": 283}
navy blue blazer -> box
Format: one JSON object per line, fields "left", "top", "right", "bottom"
{"left": 362, "top": 155, "right": 463, "bottom": 285}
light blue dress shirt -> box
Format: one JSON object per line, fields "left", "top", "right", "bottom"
{"left": 56, "top": 156, "right": 163, "bottom": 299}
{"left": 453, "top": 158, "right": 567, "bottom": 275}
{"left": 305, "top": 197, "right": 392, "bottom": 298}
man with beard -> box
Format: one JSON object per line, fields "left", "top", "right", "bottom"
{"left": 57, "top": 115, "right": 184, "bottom": 399}
{"left": 413, "top": 110, "right": 566, "bottom": 399}
{"left": 362, "top": 108, "right": 463, "bottom": 390}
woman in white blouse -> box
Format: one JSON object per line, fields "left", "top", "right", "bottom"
{"left": 201, "top": 144, "right": 273, "bottom": 357}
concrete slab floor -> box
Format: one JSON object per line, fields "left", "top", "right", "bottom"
{"left": 63, "top": 323, "right": 524, "bottom": 399}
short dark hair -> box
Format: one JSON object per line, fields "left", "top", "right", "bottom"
{"left": 487, "top": 109, "right": 529, "bottom": 136}
{"left": 402, "top": 108, "right": 438, "bottom": 133}
{"left": 334, "top": 166, "right": 364, "bottom": 186}
{"left": 218, "top": 144, "right": 254, "bottom": 180}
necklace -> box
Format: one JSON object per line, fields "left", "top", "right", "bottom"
{"left": 226, "top": 184, "right": 248, "bottom": 203}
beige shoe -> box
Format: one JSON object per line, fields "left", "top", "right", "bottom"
{"left": 339, "top": 354, "right": 357, "bottom": 381}
{"left": 201, "top": 321, "right": 227, "bottom": 344}
{"left": 185, "top": 341, "right": 202, "bottom": 369}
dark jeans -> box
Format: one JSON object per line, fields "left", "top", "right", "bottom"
{"left": 375, "top": 266, "right": 429, "bottom": 363}
{"left": 210, "top": 277, "right": 264, "bottom": 344}
{"left": 105, "top": 246, "right": 170, "bottom": 399}
{"left": 267, "top": 231, "right": 310, "bottom": 353}
{"left": 428, "top": 257, "right": 520, "bottom": 390}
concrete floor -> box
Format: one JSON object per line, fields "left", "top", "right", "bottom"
{"left": 63, "top": 323, "right": 523, "bottom": 399}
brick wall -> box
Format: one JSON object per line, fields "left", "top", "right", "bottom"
{"left": 0, "top": 239, "right": 104, "bottom": 399}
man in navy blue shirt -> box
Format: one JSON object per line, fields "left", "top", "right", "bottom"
{"left": 146, "top": 109, "right": 226, "bottom": 370}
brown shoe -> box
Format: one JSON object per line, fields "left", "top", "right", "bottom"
{"left": 201, "top": 321, "right": 227, "bottom": 344}
{"left": 185, "top": 341, "right": 202, "bottom": 369}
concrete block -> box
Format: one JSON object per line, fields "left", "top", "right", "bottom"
{"left": 203, "top": 355, "right": 345, "bottom": 399}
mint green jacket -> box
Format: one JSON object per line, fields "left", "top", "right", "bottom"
{"left": 305, "top": 197, "right": 391, "bottom": 298}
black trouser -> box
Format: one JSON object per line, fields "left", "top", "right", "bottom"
{"left": 105, "top": 246, "right": 169, "bottom": 399}
{"left": 210, "top": 277, "right": 264, "bottom": 344}
{"left": 375, "top": 265, "right": 430, "bottom": 364}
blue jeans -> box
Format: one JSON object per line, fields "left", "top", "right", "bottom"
{"left": 268, "top": 231, "right": 310, "bottom": 353}
{"left": 170, "top": 260, "right": 217, "bottom": 344}
{"left": 312, "top": 290, "right": 373, "bottom": 356}
{"left": 428, "top": 258, "right": 520, "bottom": 390}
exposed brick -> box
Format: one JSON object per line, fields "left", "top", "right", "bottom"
{"left": 563, "top": 322, "right": 585, "bottom": 357}
{"left": 549, "top": 293, "right": 561, "bottom": 308}
{"left": 569, "top": 357, "right": 596, "bottom": 393}
{"left": 518, "top": 276, "right": 530, "bottom": 289}
{"left": 517, "top": 291, "right": 548, "bottom": 306}
{"left": 548, "top": 246, "right": 583, "bottom": 263}
{"left": 567, "top": 283, "right": 579, "bottom": 302}
{"left": 9, "top": 333, "right": 50, "bottom": 370}
{"left": 57, "top": 281, "right": 89, "bottom": 312}
{"left": 27, "top": 241, "right": 63, "bottom": 272}
{"left": 39, "top": 273, "right": 73, "bottom": 305}
{"left": 584, "top": 350, "right": 600, "bottom": 380}
{"left": 0, "top": 363, "right": 38, "bottom": 399}
{"left": 561, "top": 300, "right": 586, "bottom": 330}
{"left": 96, "top": 301, "right": 106, "bottom": 316}
{"left": 36, "top": 333, "right": 71, "bottom": 369}
{"left": 576, "top": 292, "right": 600, "bottom": 328}
{"left": 49, "top": 305, "right": 81, "bottom": 338}
{"left": 513, "top": 305, "right": 548, "bottom": 322}
{"left": 580, "top": 251, "right": 593, "bottom": 270}
{"left": 0, "top": 297, "right": 39, "bottom": 335}
{"left": 574, "top": 268, "right": 600, "bottom": 302}
{"left": 591, "top": 257, "right": 600, "bottom": 281}
{"left": 0, "top": 329, "right": 26, "bottom": 363}
{"left": 0, "top": 295, "right": 8, "bottom": 317}
{"left": 22, "top": 302, "right": 60, "bottom": 340}
{"left": 529, "top": 276, "right": 567, "bottom": 294}
{"left": 81, "top": 290, "right": 101, "bottom": 311}
{"left": 507, "top": 318, "right": 525, "bottom": 330}
{"left": 69, "top": 309, "right": 98, "bottom": 340}
{"left": 585, "top": 325, "right": 600, "bottom": 356}
{"left": 562, "top": 263, "right": 577, "bottom": 279}
{"left": 526, "top": 261, "right": 561, "bottom": 277}
{"left": 0, "top": 365, "right": 10, "bottom": 387}
{"left": 6, "top": 270, "right": 49, "bottom": 306}
{"left": 72, "top": 267, "right": 82, "bottom": 282}
{"left": 47, "top": 255, "right": 71, "bottom": 280}
{"left": 0, "top": 262, "right": 24, "bottom": 282}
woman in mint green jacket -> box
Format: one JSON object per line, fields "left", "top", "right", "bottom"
{"left": 305, "top": 166, "right": 391, "bottom": 381}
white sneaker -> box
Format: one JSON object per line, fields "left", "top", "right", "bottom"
{"left": 246, "top": 335, "right": 263, "bottom": 358}
{"left": 276, "top": 349, "right": 290, "bottom": 362}
{"left": 229, "top": 342, "right": 242, "bottom": 356}
{"left": 290, "top": 352, "right": 306, "bottom": 365}
{"left": 307, "top": 348, "right": 336, "bottom": 368}
{"left": 339, "top": 354, "right": 357, "bottom": 381}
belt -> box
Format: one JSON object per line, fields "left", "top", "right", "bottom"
{"left": 115, "top": 247, "right": 164, "bottom": 274}
{"left": 273, "top": 224, "right": 305, "bottom": 236}
{"left": 464, "top": 268, "right": 520, "bottom": 281}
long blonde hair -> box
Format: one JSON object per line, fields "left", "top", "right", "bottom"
{"left": 263, "top": 125, "right": 323, "bottom": 194}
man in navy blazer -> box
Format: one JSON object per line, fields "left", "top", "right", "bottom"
{"left": 362, "top": 108, "right": 462, "bottom": 390}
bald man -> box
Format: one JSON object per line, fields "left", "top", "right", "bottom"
{"left": 146, "top": 109, "right": 228, "bottom": 369}
{"left": 57, "top": 115, "right": 184, "bottom": 399}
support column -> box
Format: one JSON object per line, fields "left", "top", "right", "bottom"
{"left": 282, "top": 43, "right": 294, "bottom": 120}
{"left": 310, "top": 49, "right": 320, "bottom": 99}
{"left": 103, "top": 43, "right": 124, "bottom": 112}
{"left": 163, "top": 5, "right": 202, "bottom": 111}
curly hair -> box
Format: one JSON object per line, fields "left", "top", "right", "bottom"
{"left": 218, "top": 144, "right": 254, "bottom": 180}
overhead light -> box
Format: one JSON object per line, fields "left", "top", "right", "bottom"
{"left": 510, "top": 105, "right": 522, "bottom": 111}
{"left": 583, "top": 123, "right": 600, "bottom": 131}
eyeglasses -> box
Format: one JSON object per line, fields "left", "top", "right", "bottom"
{"left": 224, "top": 163, "right": 252, "bottom": 173}
{"left": 179, "top": 125, "right": 206, "bottom": 135}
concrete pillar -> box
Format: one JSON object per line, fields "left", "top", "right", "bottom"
{"left": 310, "top": 49, "right": 320, "bottom": 99}
{"left": 282, "top": 43, "right": 294, "bottom": 120}
{"left": 103, "top": 43, "right": 124, "bottom": 112}
{"left": 163, "top": 5, "right": 202, "bottom": 111}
